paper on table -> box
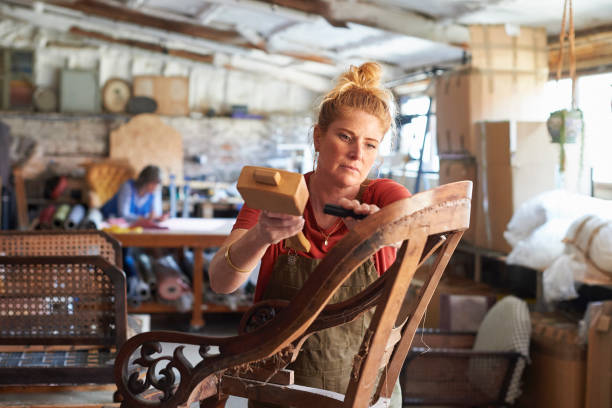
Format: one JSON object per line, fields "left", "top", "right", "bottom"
{"left": 158, "top": 217, "right": 236, "bottom": 234}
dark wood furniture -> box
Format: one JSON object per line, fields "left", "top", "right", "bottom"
{"left": 0, "top": 255, "right": 127, "bottom": 386}
{"left": 114, "top": 181, "right": 472, "bottom": 408}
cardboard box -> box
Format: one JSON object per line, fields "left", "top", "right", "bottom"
{"left": 518, "top": 312, "right": 587, "bottom": 408}
{"left": 133, "top": 76, "right": 189, "bottom": 116}
{"left": 438, "top": 156, "right": 478, "bottom": 244}
{"left": 473, "top": 121, "right": 558, "bottom": 253}
{"left": 436, "top": 69, "right": 549, "bottom": 154}
{"left": 469, "top": 25, "right": 548, "bottom": 73}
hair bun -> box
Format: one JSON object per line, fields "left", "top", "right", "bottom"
{"left": 339, "top": 62, "right": 383, "bottom": 91}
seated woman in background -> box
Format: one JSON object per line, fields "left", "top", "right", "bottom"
{"left": 101, "top": 164, "right": 167, "bottom": 226}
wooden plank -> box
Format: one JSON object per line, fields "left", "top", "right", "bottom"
{"left": 69, "top": 27, "right": 214, "bottom": 64}
{"left": 109, "top": 114, "right": 183, "bottom": 184}
{"left": 49, "top": 0, "right": 245, "bottom": 44}
{"left": 132, "top": 77, "right": 189, "bottom": 117}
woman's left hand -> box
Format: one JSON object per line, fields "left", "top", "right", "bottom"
{"left": 338, "top": 197, "right": 380, "bottom": 230}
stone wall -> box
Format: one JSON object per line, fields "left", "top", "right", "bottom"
{"left": 0, "top": 112, "right": 313, "bottom": 183}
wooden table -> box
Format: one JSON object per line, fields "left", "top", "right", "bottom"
{"left": 109, "top": 217, "right": 242, "bottom": 330}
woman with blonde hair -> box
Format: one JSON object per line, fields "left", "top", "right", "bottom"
{"left": 210, "top": 62, "right": 409, "bottom": 407}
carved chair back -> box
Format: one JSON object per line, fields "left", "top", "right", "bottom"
{"left": 114, "top": 181, "right": 472, "bottom": 408}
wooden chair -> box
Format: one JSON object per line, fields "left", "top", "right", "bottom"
{"left": 401, "top": 295, "right": 531, "bottom": 406}
{"left": 0, "top": 230, "right": 122, "bottom": 268}
{"left": 0, "top": 230, "right": 126, "bottom": 389}
{"left": 114, "top": 181, "right": 472, "bottom": 408}
{"left": 0, "top": 255, "right": 127, "bottom": 386}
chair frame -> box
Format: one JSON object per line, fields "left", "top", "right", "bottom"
{"left": 114, "top": 181, "right": 472, "bottom": 408}
{"left": 0, "top": 230, "right": 122, "bottom": 268}
{"left": 0, "top": 231, "right": 125, "bottom": 387}
{"left": 402, "top": 329, "right": 523, "bottom": 407}
{"left": 0, "top": 255, "right": 127, "bottom": 386}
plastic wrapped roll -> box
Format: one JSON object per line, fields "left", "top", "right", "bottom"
{"left": 154, "top": 255, "right": 189, "bottom": 301}
{"left": 64, "top": 204, "right": 86, "bottom": 229}
{"left": 52, "top": 204, "right": 71, "bottom": 229}
{"left": 127, "top": 275, "right": 152, "bottom": 308}
{"left": 38, "top": 205, "right": 56, "bottom": 229}
{"left": 136, "top": 252, "right": 157, "bottom": 292}
{"left": 80, "top": 208, "right": 103, "bottom": 229}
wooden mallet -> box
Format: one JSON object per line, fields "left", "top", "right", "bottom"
{"left": 237, "top": 166, "right": 311, "bottom": 252}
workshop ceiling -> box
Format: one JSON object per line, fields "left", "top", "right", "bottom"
{"left": 1, "top": 0, "right": 612, "bottom": 86}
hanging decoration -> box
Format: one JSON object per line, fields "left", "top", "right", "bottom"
{"left": 546, "top": 0, "right": 585, "bottom": 172}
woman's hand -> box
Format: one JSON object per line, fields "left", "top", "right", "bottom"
{"left": 338, "top": 197, "right": 380, "bottom": 230}
{"left": 253, "top": 211, "right": 305, "bottom": 245}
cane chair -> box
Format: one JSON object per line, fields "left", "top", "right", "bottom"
{"left": 0, "top": 230, "right": 122, "bottom": 267}
{"left": 0, "top": 231, "right": 126, "bottom": 387}
{"left": 0, "top": 256, "right": 127, "bottom": 386}
{"left": 114, "top": 181, "right": 472, "bottom": 408}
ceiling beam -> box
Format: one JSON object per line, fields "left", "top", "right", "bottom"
{"left": 69, "top": 26, "right": 215, "bottom": 64}
{"left": 0, "top": 2, "right": 334, "bottom": 92}
{"left": 548, "top": 24, "right": 612, "bottom": 78}
{"left": 547, "top": 23, "right": 612, "bottom": 45}
{"left": 43, "top": 0, "right": 255, "bottom": 45}
{"left": 35, "top": 0, "right": 339, "bottom": 65}
{"left": 256, "top": 0, "right": 470, "bottom": 45}
{"left": 195, "top": 3, "right": 224, "bottom": 25}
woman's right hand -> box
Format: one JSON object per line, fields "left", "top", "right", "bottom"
{"left": 253, "top": 211, "right": 305, "bottom": 245}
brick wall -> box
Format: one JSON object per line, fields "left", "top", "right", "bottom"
{"left": 0, "top": 113, "right": 313, "bottom": 183}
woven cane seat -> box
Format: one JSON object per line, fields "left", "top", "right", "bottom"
{"left": 0, "top": 256, "right": 127, "bottom": 386}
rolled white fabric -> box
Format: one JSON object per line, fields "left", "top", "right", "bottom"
{"left": 80, "top": 208, "right": 103, "bottom": 229}
{"left": 64, "top": 204, "right": 86, "bottom": 229}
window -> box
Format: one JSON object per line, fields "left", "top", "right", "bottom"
{"left": 545, "top": 73, "right": 612, "bottom": 184}
{"left": 380, "top": 95, "right": 437, "bottom": 192}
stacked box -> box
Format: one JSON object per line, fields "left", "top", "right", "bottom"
{"left": 472, "top": 121, "right": 557, "bottom": 253}
{"left": 519, "top": 312, "right": 587, "bottom": 408}
{"left": 133, "top": 76, "right": 189, "bottom": 116}
{"left": 435, "top": 25, "right": 554, "bottom": 252}
{"left": 436, "top": 69, "right": 549, "bottom": 155}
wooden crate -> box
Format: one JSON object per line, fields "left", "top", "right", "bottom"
{"left": 133, "top": 76, "right": 189, "bottom": 116}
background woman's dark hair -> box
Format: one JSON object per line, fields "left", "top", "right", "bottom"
{"left": 135, "top": 165, "right": 162, "bottom": 189}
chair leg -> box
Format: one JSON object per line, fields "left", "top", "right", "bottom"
{"left": 199, "top": 395, "right": 228, "bottom": 407}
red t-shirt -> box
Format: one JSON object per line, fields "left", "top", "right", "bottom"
{"left": 233, "top": 173, "right": 411, "bottom": 301}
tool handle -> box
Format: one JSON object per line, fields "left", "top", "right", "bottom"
{"left": 323, "top": 204, "right": 368, "bottom": 220}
